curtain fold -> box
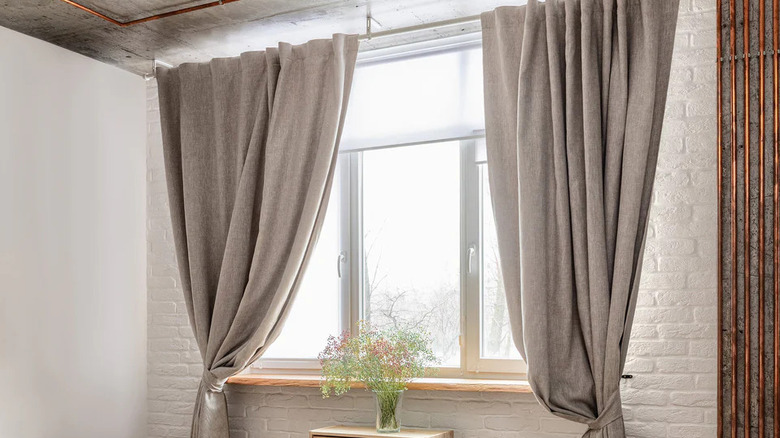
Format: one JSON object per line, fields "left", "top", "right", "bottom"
{"left": 481, "top": 1, "right": 678, "bottom": 437}
{"left": 156, "top": 34, "right": 359, "bottom": 438}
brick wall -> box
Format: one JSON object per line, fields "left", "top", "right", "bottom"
{"left": 146, "top": 0, "right": 717, "bottom": 436}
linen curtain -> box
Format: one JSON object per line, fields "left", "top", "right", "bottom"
{"left": 481, "top": 2, "right": 678, "bottom": 437}
{"left": 156, "top": 34, "right": 358, "bottom": 438}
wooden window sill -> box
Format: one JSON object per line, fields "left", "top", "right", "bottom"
{"left": 227, "top": 374, "right": 532, "bottom": 393}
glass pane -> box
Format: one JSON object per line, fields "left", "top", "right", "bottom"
{"left": 362, "top": 143, "right": 461, "bottom": 367}
{"left": 480, "top": 165, "right": 521, "bottom": 360}
{"left": 263, "top": 173, "right": 341, "bottom": 359}
{"left": 341, "top": 45, "right": 484, "bottom": 151}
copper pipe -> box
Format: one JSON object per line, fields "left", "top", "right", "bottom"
{"left": 758, "top": 0, "right": 766, "bottom": 434}
{"left": 742, "top": 0, "right": 751, "bottom": 434}
{"left": 717, "top": 0, "right": 723, "bottom": 433}
{"left": 57, "top": 0, "right": 241, "bottom": 27}
{"left": 774, "top": 0, "right": 780, "bottom": 433}
{"left": 729, "top": 0, "right": 738, "bottom": 435}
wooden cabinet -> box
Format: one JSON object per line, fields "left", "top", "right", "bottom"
{"left": 310, "top": 426, "right": 454, "bottom": 438}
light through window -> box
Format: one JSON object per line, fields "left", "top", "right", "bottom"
{"left": 480, "top": 166, "right": 521, "bottom": 360}
{"left": 362, "top": 143, "right": 461, "bottom": 367}
{"left": 255, "top": 35, "right": 524, "bottom": 376}
{"left": 262, "top": 175, "right": 341, "bottom": 360}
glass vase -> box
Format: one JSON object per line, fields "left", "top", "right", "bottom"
{"left": 373, "top": 389, "right": 403, "bottom": 433}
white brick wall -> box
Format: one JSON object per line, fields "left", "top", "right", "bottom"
{"left": 146, "top": 1, "right": 716, "bottom": 436}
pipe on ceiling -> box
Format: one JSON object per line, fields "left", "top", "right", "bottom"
{"left": 57, "top": 0, "right": 240, "bottom": 27}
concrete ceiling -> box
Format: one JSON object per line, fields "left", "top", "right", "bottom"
{"left": 0, "top": 0, "right": 514, "bottom": 76}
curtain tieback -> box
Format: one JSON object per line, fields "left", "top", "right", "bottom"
{"left": 201, "top": 369, "right": 227, "bottom": 393}
{"left": 587, "top": 392, "right": 623, "bottom": 431}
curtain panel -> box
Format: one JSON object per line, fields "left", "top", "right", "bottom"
{"left": 481, "top": 1, "right": 678, "bottom": 437}
{"left": 157, "top": 34, "right": 358, "bottom": 438}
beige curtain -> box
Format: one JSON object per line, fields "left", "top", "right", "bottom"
{"left": 156, "top": 34, "right": 358, "bottom": 438}
{"left": 481, "top": 1, "right": 678, "bottom": 437}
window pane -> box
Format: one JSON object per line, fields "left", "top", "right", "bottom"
{"left": 262, "top": 174, "right": 341, "bottom": 359}
{"left": 480, "top": 165, "right": 521, "bottom": 360}
{"left": 362, "top": 143, "right": 461, "bottom": 367}
{"left": 341, "top": 45, "right": 484, "bottom": 151}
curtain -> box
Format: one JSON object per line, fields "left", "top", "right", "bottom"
{"left": 481, "top": 1, "right": 678, "bottom": 437}
{"left": 156, "top": 34, "right": 358, "bottom": 438}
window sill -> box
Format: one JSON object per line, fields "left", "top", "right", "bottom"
{"left": 227, "top": 374, "right": 532, "bottom": 393}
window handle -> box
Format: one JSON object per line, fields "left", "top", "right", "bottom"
{"left": 467, "top": 245, "right": 476, "bottom": 274}
{"left": 337, "top": 251, "right": 346, "bottom": 278}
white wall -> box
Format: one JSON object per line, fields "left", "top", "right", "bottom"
{"left": 145, "top": 0, "right": 716, "bottom": 436}
{"left": 0, "top": 26, "right": 147, "bottom": 438}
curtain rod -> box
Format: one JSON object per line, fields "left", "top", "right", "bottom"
{"left": 145, "top": 13, "right": 483, "bottom": 79}
{"left": 358, "top": 14, "right": 481, "bottom": 41}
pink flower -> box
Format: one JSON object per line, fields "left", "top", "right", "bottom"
{"left": 318, "top": 320, "right": 437, "bottom": 397}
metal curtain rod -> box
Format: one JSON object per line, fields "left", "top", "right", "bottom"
{"left": 358, "top": 14, "right": 481, "bottom": 41}
{"left": 145, "top": 13, "right": 482, "bottom": 78}
{"left": 144, "top": 59, "right": 174, "bottom": 80}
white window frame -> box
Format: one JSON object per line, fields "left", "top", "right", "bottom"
{"left": 463, "top": 139, "right": 525, "bottom": 376}
{"left": 252, "top": 36, "right": 526, "bottom": 379}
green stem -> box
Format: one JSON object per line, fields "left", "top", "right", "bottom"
{"left": 376, "top": 391, "right": 401, "bottom": 431}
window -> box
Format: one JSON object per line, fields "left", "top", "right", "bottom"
{"left": 256, "top": 35, "right": 525, "bottom": 377}
{"left": 261, "top": 176, "right": 342, "bottom": 361}
{"left": 362, "top": 143, "right": 461, "bottom": 367}
{"left": 479, "top": 165, "right": 521, "bottom": 361}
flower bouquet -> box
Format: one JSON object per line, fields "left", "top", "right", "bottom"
{"left": 319, "top": 321, "right": 437, "bottom": 433}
